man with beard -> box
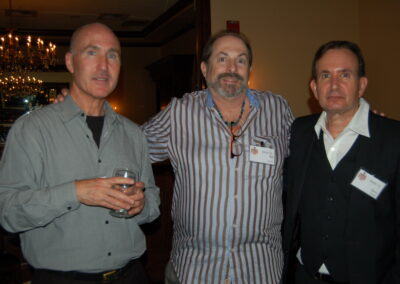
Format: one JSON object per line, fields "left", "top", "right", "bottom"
{"left": 142, "top": 31, "right": 294, "bottom": 283}
{"left": 56, "top": 30, "right": 294, "bottom": 283}
{"left": 282, "top": 41, "right": 400, "bottom": 284}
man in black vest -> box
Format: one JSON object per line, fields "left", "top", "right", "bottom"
{"left": 282, "top": 41, "right": 400, "bottom": 284}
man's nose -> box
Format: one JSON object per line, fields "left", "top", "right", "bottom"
{"left": 330, "top": 75, "right": 339, "bottom": 89}
{"left": 98, "top": 55, "right": 108, "bottom": 71}
{"left": 227, "top": 60, "right": 237, "bottom": 73}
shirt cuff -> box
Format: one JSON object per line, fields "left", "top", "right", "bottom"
{"left": 51, "top": 181, "right": 81, "bottom": 213}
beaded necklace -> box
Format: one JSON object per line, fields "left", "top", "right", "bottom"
{"left": 215, "top": 100, "right": 245, "bottom": 127}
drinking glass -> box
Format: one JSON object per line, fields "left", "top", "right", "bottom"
{"left": 109, "top": 168, "right": 137, "bottom": 218}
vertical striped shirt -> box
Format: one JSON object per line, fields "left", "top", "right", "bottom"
{"left": 142, "top": 89, "right": 294, "bottom": 283}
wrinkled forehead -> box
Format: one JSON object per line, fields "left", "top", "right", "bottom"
{"left": 211, "top": 35, "right": 249, "bottom": 57}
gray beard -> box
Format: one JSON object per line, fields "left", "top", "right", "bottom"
{"left": 207, "top": 73, "right": 247, "bottom": 98}
{"left": 213, "top": 82, "right": 247, "bottom": 98}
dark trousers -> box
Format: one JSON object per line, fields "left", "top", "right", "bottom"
{"left": 295, "top": 264, "right": 349, "bottom": 284}
{"left": 164, "top": 261, "right": 181, "bottom": 284}
{"left": 32, "top": 261, "right": 148, "bottom": 284}
{"left": 295, "top": 264, "right": 328, "bottom": 284}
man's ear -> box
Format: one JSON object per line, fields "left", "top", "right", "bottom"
{"left": 65, "top": 52, "right": 74, "bottom": 74}
{"left": 358, "top": 77, "right": 368, "bottom": 98}
{"left": 200, "top": 61, "right": 207, "bottom": 78}
{"left": 310, "top": 79, "right": 318, "bottom": 100}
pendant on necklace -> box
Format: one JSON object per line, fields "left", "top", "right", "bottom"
{"left": 215, "top": 100, "right": 245, "bottom": 126}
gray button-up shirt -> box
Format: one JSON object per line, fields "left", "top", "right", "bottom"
{"left": 0, "top": 95, "right": 160, "bottom": 272}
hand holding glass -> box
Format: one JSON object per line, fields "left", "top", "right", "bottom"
{"left": 109, "top": 168, "right": 138, "bottom": 218}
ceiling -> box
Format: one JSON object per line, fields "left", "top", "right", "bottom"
{"left": 0, "top": 0, "right": 195, "bottom": 46}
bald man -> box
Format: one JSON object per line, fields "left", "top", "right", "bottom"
{"left": 0, "top": 23, "right": 160, "bottom": 284}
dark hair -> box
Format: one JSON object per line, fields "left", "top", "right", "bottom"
{"left": 311, "top": 40, "right": 366, "bottom": 79}
{"left": 201, "top": 30, "right": 253, "bottom": 66}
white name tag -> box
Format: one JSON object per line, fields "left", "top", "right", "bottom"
{"left": 249, "top": 145, "right": 275, "bottom": 165}
{"left": 351, "top": 169, "right": 387, "bottom": 199}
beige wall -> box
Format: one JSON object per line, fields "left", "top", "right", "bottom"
{"left": 211, "top": 0, "right": 400, "bottom": 120}
{"left": 359, "top": 0, "right": 400, "bottom": 119}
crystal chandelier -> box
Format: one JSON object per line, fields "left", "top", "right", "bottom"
{"left": 0, "top": 33, "right": 57, "bottom": 73}
{"left": 0, "top": 0, "right": 57, "bottom": 109}
{"left": 1, "top": 0, "right": 57, "bottom": 74}
{"left": 0, "top": 75, "right": 44, "bottom": 110}
{"left": 0, "top": 75, "right": 43, "bottom": 96}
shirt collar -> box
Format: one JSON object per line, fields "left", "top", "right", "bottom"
{"left": 206, "top": 88, "right": 260, "bottom": 109}
{"left": 314, "top": 97, "right": 370, "bottom": 138}
{"left": 59, "top": 95, "right": 120, "bottom": 123}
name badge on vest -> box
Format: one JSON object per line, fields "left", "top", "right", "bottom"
{"left": 249, "top": 145, "right": 275, "bottom": 165}
{"left": 351, "top": 168, "right": 387, "bottom": 199}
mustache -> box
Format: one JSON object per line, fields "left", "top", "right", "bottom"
{"left": 217, "top": 73, "right": 244, "bottom": 81}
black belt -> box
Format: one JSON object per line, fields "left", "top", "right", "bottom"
{"left": 312, "top": 272, "right": 349, "bottom": 284}
{"left": 35, "top": 258, "right": 140, "bottom": 283}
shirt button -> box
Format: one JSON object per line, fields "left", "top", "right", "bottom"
{"left": 67, "top": 206, "right": 71, "bottom": 210}
{"left": 234, "top": 195, "right": 238, "bottom": 199}
{"left": 105, "top": 220, "right": 109, "bottom": 224}
{"left": 328, "top": 196, "right": 334, "bottom": 202}
{"left": 107, "top": 252, "right": 111, "bottom": 256}
{"left": 98, "top": 159, "right": 102, "bottom": 163}
{"left": 81, "top": 113, "right": 84, "bottom": 117}
{"left": 86, "top": 135, "right": 90, "bottom": 139}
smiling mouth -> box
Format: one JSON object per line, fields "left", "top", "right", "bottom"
{"left": 218, "top": 72, "right": 244, "bottom": 82}
{"left": 93, "top": 77, "right": 109, "bottom": 82}
{"left": 222, "top": 77, "right": 238, "bottom": 84}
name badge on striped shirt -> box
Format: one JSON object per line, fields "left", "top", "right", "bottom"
{"left": 249, "top": 145, "right": 275, "bottom": 165}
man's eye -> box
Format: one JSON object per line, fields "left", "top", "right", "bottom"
{"left": 217, "top": 57, "right": 226, "bottom": 63}
{"left": 238, "top": 58, "right": 247, "bottom": 65}
{"left": 87, "top": 50, "right": 96, "bottom": 56}
{"left": 108, "top": 53, "right": 119, "bottom": 60}
{"left": 341, "top": 72, "right": 350, "bottom": 78}
{"left": 320, "top": 73, "right": 330, "bottom": 79}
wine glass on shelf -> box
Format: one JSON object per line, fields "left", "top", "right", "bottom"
{"left": 109, "top": 168, "right": 138, "bottom": 218}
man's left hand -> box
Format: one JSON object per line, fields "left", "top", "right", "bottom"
{"left": 127, "top": 181, "right": 146, "bottom": 215}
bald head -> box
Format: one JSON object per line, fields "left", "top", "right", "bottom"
{"left": 69, "top": 22, "right": 120, "bottom": 54}
{"left": 65, "top": 22, "right": 121, "bottom": 106}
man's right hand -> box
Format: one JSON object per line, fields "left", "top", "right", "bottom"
{"left": 54, "top": 88, "right": 69, "bottom": 103}
{"left": 75, "top": 177, "right": 136, "bottom": 210}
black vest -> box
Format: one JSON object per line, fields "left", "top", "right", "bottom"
{"left": 299, "top": 134, "right": 361, "bottom": 281}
